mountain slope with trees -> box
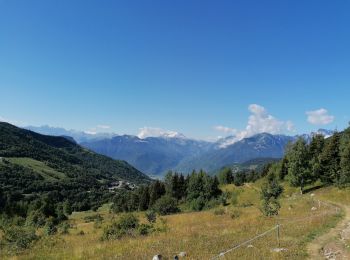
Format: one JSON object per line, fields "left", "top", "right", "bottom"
{"left": 0, "top": 122, "right": 150, "bottom": 184}
{"left": 265, "top": 126, "right": 350, "bottom": 192}
{"left": 0, "top": 122, "right": 151, "bottom": 228}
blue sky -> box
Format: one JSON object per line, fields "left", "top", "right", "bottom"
{"left": 0, "top": 0, "right": 349, "bottom": 140}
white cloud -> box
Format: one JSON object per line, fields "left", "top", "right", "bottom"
{"left": 137, "top": 127, "right": 184, "bottom": 139}
{"left": 97, "top": 125, "right": 111, "bottom": 129}
{"left": 214, "top": 125, "right": 237, "bottom": 134}
{"left": 286, "top": 120, "right": 295, "bottom": 132}
{"left": 306, "top": 108, "right": 334, "bottom": 125}
{"left": 216, "top": 104, "right": 294, "bottom": 147}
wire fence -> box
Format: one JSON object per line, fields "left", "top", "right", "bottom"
{"left": 210, "top": 199, "right": 341, "bottom": 259}
{"left": 211, "top": 226, "right": 278, "bottom": 259}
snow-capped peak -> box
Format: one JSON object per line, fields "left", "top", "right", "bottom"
{"left": 160, "top": 131, "right": 187, "bottom": 139}
{"left": 313, "top": 129, "right": 334, "bottom": 138}
{"left": 137, "top": 127, "right": 187, "bottom": 139}
{"left": 215, "top": 135, "right": 238, "bottom": 148}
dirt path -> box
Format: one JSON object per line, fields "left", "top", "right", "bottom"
{"left": 307, "top": 202, "right": 350, "bottom": 259}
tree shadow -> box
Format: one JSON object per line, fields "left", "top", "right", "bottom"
{"left": 302, "top": 184, "right": 327, "bottom": 194}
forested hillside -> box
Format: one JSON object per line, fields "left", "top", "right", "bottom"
{"left": 265, "top": 126, "right": 350, "bottom": 192}
{"left": 0, "top": 122, "right": 151, "bottom": 229}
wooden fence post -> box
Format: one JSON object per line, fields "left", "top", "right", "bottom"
{"left": 276, "top": 224, "right": 280, "bottom": 248}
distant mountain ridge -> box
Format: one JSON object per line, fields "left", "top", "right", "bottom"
{"left": 25, "top": 125, "right": 334, "bottom": 176}
{"left": 81, "top": 135, "right": 212, "bottom": 176}
{"left": 25, "top": 125, "right": 118, "bottom": 143}
{"left": 175, "top": 133, "right": 295, "bottom": 173}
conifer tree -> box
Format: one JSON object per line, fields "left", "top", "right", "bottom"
{"left": 278, "top": 157, "right": 289, "bottom": 180}
{"left": 287, "top": 138, "right": 311, "bottom": 194}
{"left": 339, "top": 128, "right": 350, "bottom": 186}
{"left": 319, "top": 132, "right": 341, "bottom": 184}
{"left": 138, "top": 186, "right": 150, "bottom": 211}
{"left": 308, "top": 134, "right": 325, "bottom": 182}
{"left": 261, "top": 173, "right": 283, "bottom": 217}
{"left": 149, "top": 180, "right": 165, "bottom": 207}
{"left": 218, "top": 167, "right": 234, "bottom": 185}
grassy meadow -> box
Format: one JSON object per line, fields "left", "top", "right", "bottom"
{"left": 6, "top": 157, "right": 66, "bottom": 180}
{"left": 2, "top": 182, "right": 345, "bottom": 260}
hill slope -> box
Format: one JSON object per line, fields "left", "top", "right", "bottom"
{"left": 0, "top": 122, "right": 150, "bottom": 184}
{"left": 0, "top": 122, "right": 151, "bottom": 211}
{"left": 0, "top": 123, "right": 150, "bottom": 184}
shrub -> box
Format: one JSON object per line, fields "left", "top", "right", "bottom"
{"left": 219, "top": 193, "right": 229, "bottom": 206}
{"left": 137, "top": 223, "right": 153, "bottom": 236}
{"left": 189, "top": 197, "right": 206, "bottom": 211}
{"left": 1, "top": 225, "right": 38, "bottom": 251}
{"left": 145, "top": 211, "right": 157, "bottom": 223}
{"left": 102, "top": 213, "right": 139, "bottom": 240}
{"left": 59, "top": 222, "right": 70, "bottom": 234}
{"left": 155, "top": 217, "right": 168, "bottom": 233}
{"left": 153, "top": 195, "right": 179, "bottom": 215}
{"left": 261, "top": 199, "right": 281, "bottom": 217}
{"left": 102, "top": 223, "right": 125, "bottom": 240}
{"left": 25, "top": 210, "right": 46, "bottom": 227}
{"left": 44, "top": 218, "right": 57, "bottom": 236}
{"left": 117, "top": 213, "right": 139, "bottom": 231}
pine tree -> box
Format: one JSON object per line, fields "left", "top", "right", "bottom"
{"left": 178, "top": 174, "right": 187, "bottom": 200}
{"left": 287, "top": 138, "right": 312, "bottom": 194}
{"left": 308, "top": 134, "right": 325, "bottom": 182}
{"left": 149, "top": 181, "right": 165, "bottom": 207}
{"left": 138, "top": 186, "right": 150, "bottom": 211}
{"left": 319, "top": 132, "right": 341, "bottom": 184}
{"left": 278, "top": 157, "right": 289, "bottom": 180}
{"left": 164, "top": 171, "right": 174, "bottom": 196}
{"left": 218, "top": 167, "right": 234, "bottom": 185}
{"left": 63, "top": 200, "right": 72, "bottom": 215}
{"left": 339, "top": 128, "right": 350, "bottom": 186}
{"left": 261, "top": 173, "right": 283, "bottom": 217}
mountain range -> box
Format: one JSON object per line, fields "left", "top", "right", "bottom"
{"left": 25, "top": 125, "right": 334, "bottom": 177}
{"left": 25, "top": 125, "right": 118, "bottom": 143}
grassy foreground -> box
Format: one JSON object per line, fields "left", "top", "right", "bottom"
{"left": 3, "top": 183, "right": 347, "bottom": 260}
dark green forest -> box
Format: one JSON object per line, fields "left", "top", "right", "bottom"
{"left": 111, "top": 170, "right": 222, "bottom": 215}
{"left": 274, "top": 127, "right": 350, "bottom": 192}
{"left": 216, "top": 126, "right": 350, "bottom": 193}
{"left": 0, "top": 122, "right": 151, "bottom": 245}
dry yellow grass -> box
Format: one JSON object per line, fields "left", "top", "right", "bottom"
{"left": 2, "top": 183, "right": 343, "bottom": 260}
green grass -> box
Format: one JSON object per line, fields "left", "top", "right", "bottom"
{"left": 6, "top": 157, "right": 66, "bottom": 181}
{"left": 1, "top": 182, "right": 343, "bottom": 260}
